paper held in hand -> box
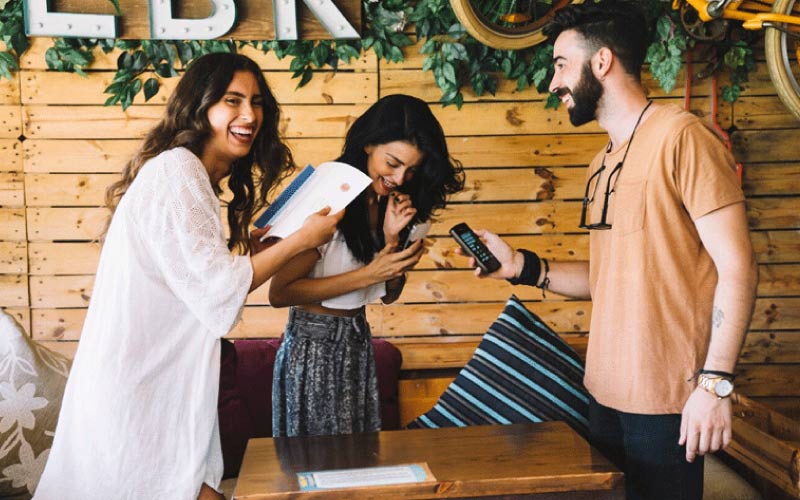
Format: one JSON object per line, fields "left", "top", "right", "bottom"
{"left": 255, "top": 161, "right": 371, "bottom": 239}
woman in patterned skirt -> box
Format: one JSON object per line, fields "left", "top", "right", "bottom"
{"left": 269, "top": 94, "right": 465, "bottom": 437}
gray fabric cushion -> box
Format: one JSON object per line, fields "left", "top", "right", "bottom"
{"left": 0, "top": 311, "right": 71, "bottom": 500}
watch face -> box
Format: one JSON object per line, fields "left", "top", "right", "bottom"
{"left": 715, "top": 379, "right": 734, "bottom": 397}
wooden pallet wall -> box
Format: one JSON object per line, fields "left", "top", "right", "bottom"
{"left": 1, "top": 38, "right": 799, "bottom": 418}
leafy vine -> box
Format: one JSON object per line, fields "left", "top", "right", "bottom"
{"left": 0, "top": 0, "right": 757, "bottom": 110}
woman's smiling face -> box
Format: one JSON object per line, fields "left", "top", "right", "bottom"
{"left": 364, "top": 140, "right": 425, "bottom": 196}
{"left": 204, "top": 70, "right": 264, "bottom": 168}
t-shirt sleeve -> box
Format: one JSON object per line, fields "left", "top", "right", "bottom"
{"left": 673, "top": 121, "right": 745, "bottom": 220}
{"left": 137, "top": 152, "right": 253, "bottom": 338}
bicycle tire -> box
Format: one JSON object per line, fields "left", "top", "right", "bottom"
{"left": 450, "top": 0, "right": 582, "bottom": 50}
{"left": 764, "top": 0, "right": 800, "bottom": 121}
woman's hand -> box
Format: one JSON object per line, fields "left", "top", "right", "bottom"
{"left": 249, "top": 226, "right": 280, "bottom": 254}
{"left": 297, "top": 206, "right": 343, "bottom": 250}
{"left": 366, "top": 238, "right": 424, "bottom": 283}
{"left": 383, "top": 192, "right": 417, "bottom": 248}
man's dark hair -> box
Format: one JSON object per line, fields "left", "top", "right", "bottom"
{"left": 543, "top": 1, "right": 649, "bottom": 80}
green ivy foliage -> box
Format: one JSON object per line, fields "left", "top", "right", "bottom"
{"left": 0, "top": 0, "right": 759, "bottom": 109}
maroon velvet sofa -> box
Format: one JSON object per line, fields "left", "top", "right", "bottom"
{"left": 217, "top": 338, "right": 403, "bottom": 479}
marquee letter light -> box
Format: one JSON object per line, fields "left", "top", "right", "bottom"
{"left": 24, "top": 0, "right": 118, "bottom": 38}
{"left": 149, "top": 0, "right": 237, "bottom": 39}
{"left": 273, "top": 0, "right": 359, "bottom": 40}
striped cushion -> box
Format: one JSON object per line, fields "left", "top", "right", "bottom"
{"left": 407, "top": 295, "right": 590, "bottom": 436}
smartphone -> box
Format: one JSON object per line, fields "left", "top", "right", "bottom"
{"left": 402, "top": 220, "right": 432, "bottom": 250}
{"left": 449, "top": 222, "right": 501, "bottom": 274}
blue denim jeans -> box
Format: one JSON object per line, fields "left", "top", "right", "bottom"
{"left": 589, "top": 396, "right": 704, "bottom": 500}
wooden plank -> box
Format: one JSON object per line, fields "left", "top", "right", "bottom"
{"left": 21, "top": 70, "right": 378, "bottom": 105}
{"left": 754, "top": 397, "right": 800, "bottom": 422}
{"left": 431, "top": 202, "right": 582, "bottom": 236}
{"left": 25, "top": 202, "right": 582, "bottom": 241}
{"left": 28, "top": 0, "right": 362, "bottom": 41}
{"left": 749, "top": 298, "right": 800, "bottom": 331}
{"left": 0, "top": 105, "right": 21, "bottom": 138}
{"left": 23, "top": 105, "right": 163, "bottom": 139}
{"left": 29, "top": 275, "right": 94, "bottom": 308}
{"left": 19, "top": 38, "right": 376, "bottom": 72}
{"left": 0, "top": 274, "right": 28, "bottom": 307}
{"left": 0, "top": 241, "right": 27, "bottom": 274}
{"left": 446, "top": 134, "right": 607, "bottom": 168}
{"left": 26, "top": 207, "right": 108, "bottom": 241}
{"left": 25, "top": 295, "right": 800, "bottom": 341}
{"left": 381, "top": 301, "right": 592, "bottom": 336}
{"left": 739, "top": 332, "right": 800, "bottom": 364}
{"left": 733, "top": 130, "right": 800, "bottom": 162}
{"left": 381, "top": 67, "right": 715, "bottom": 104}
{"left": 23, "top": 139, "right": 138, "bottom": 173}
{"left": 750, "top": 230, "right": 800, "bottom": 264}
{"left": 0, "top": 73, "right": 19, "bottom": 104}
{"left": 0, "top": 139, "right": 22, "bottom": 172}
{"left": 452, "top": 167, "right": 585, "bottom": 202}
{"left": 737, "top": 365, "right": 800, "bottom": 397}
{"left": 30, "top": 303, "right": 382, "bottom": 341}
{"left": 23, "top": 104, "right": 376, "bottom": 139}
{"left": 733, "top": 96, "right": 800, "bottom": 130}
{"left": 28, "top": 242, "right": 101, "bottom": 275}
{"left": 421, "top": 234, "right": 590, "bottom": 270}
{"left": 22, "top": 167, "right": 586, "bottom": 208}
{"left": 747, "top": 197, "right": 800, "bottom": 230}
{"left": 20, "top": 134, "right": 609, "bottom": 172}
{"left": 31, "top": 308, "right": 87, "bottom": 341}
{"left": 756, "top": 264, "right": 800, "bottom": 297}
{"left": 25, "top": 173, "right": 117, "bottom": 207}
{"left": 0, "top": 208, "right": 26, "bottom": 240}
{"left": 0, "top": 171, "right": 24, "bottom": 206}
{"left": 742, "top": 163, "right": 800, "bottom": 197}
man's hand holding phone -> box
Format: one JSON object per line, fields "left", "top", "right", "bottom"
{"left": 451, "top": 223, "right": 520, "bottom": 279}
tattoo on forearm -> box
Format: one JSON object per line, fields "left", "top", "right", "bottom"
{"left": 712, "top": 306, "right": 724, "bottom": 328}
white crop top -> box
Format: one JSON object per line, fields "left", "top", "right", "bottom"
{"left": 309, "top": 230, "right": 386, "bottom": 309}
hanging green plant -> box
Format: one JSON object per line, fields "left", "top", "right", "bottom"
{"left": 0, "top": 0, "right": 760, "bottom": 110}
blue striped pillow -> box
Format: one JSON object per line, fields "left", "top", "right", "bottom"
{"left": 407, "top": 295, "right": 589, "bottom": 436}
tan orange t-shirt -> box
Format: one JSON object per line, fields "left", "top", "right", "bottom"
{"left": 584, "top": 104, "right": 745, "bottom": 414}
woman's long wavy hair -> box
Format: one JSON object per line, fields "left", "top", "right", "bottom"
{"left": 103, "top": 52, "right": 294, "bottom": 254}
{"left": 337, "top": 94, "right": 465, "bottom": 264}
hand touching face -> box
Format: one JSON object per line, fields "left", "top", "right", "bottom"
{"left": 383, "top": 192, "right": 417, "bottom": 247}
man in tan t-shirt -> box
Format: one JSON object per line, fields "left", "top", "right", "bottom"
{"left": 466, "top": 2, "right": 758, "bottom": 499}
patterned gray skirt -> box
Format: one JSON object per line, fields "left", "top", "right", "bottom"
{"left": 272, "top": 306, "right": 381, "bottom": 437}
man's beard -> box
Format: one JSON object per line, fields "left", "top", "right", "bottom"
{"left": 566, "top": 62, "right": 604, "bottom": 126}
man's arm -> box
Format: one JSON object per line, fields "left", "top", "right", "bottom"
{"left": 472, "top": 229, "right": 592, "bottom": 299}
{"left": 679, "top": 201, "right": 758, "bottom": 462}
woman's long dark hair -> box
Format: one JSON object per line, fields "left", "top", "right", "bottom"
{"left": 337, "top": 94, "right": 464, "bottom": 263}
{"left": 104, "top": 52, "right": 294, "bottom": 254}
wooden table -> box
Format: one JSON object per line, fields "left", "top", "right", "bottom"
{"left": 233, "top": 422, "right": 624, "bottom": 499}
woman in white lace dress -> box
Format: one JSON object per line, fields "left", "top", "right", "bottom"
{"left": 34, "top": 53, "right": 340, "bottom": 500}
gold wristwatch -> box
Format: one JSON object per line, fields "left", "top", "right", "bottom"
{"left": 697, "top": 374, "right": 734, "bottom": 399}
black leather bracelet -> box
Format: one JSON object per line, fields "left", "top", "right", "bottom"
{"left": 700, "top": 368, "right": 736, "bottom": 380}
{"left": 506, "top": 249, "right": 541, "bottom": 286}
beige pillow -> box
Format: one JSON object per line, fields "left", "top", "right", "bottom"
{"left": 0, "top": 311, "right": 71, "bottom": 500}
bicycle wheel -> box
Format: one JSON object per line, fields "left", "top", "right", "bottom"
{"left": 764, "top": 0, "right": 800, "bottom": 121}
{"left": 450, "top": 0, "right": 581, "bottom": 50}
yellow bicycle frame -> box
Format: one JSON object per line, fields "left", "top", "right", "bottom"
{"left": 673, "top": 0, "right": 800, "bottom": 29}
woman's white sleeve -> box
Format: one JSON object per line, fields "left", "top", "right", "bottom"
{"left": 138, "top": 156, "right": 253, "bottom": 338}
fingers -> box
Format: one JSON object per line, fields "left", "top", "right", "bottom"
{"left": 331, "top": 208, "right": 345, "bottom": 222}
{"left": 315, "top": 205, "right": 332, "bottom": 216}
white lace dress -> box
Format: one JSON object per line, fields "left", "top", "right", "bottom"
{"left": 34, "top": 147, "right": 253, "bottom": 500}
